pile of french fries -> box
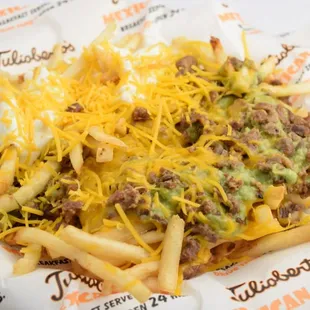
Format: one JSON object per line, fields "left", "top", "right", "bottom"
{"left": 1, "top": 23, "right": 310, "bottom": 304}
{"left": 13, "top": 215, "right": 184, "bottom": 302}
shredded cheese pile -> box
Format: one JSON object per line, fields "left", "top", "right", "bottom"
{"left": 1, "top": 33, "right": 310, "bottom": 278}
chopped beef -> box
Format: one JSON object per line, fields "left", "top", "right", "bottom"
{"left": 236, "top": 217, "right": 246, "bottom": 224}
{"left": 289, "top": 182, "right": 310, "bottom": 199}
{"left": 289, "top": 112, "right": 308, "bottom": 126}
{"left": 291, "top": 124, "right": 310, "bottom": 137}
{"left": 175, "top": 115, "right": 204, "bottom": 146}
{"left": 269, "top": 79, "right": 282, "bottom": 86}
{"left": 252, "top": 110, "right": 268, "bottom": 124}
{"left": 175, "top": 117, "right": 189, "bottom": 133}
{"left": 225, "top": 175, "right": 243, "bottom": 192}
{"left": 215, "top": 160, "right": 243, "bottom": 169}
{"left": 183, "top": 265, "right": 203, "bottom": 280}
{"left": 241, "top": 128, "right": 261, "bottom": 149}
{"left": 226, "top": 194, "right": 240, "bottom": 215}
{"left": 60, "top": 176, "right": 79, "bottom": 193}
{"left": 199, "top": 200, "right": 220, "bottom": 215}
{"left": 148, "top": 172, "right": 158, "bottom": 184}
{"left": 230, "top": 120, "right": 245, "bottom": 131}
{"left": 60, "top": 156, "right": 72, "bottom": 170}
{"left": 210, "top": 142, "right": 228, "bottom": 156}
{"left": 107, "top": 184, "right": 140, "bottom": 210}
{"left": 253, "top": 102, "right": 278, "bottom": 123}
{"left": 263, "top": 123, "right": 281, "bottom": 136}
{"left": 210, "top": 91, "right": 218, "bottom": 103}
{"left": 176, "top": 55, "right": 198, "bottom": 75}
{"left": 288, "top": 132, "right": 301, "bottom": 142}
{"left": 180, "top": 238, "right": 200, "bottom": 264}
{"left": 280, "top": 96, "right": 292, "bottom": 105}
{"left": 132, "top": 107, "right": 150, "bottom": 122}
{"left": 276, "top": 105, "right": 290, "bottom": 125}
{"left": 257, "top": 156, "right": 293, "bottom": 172}
{"left": 151, "top": 214, "right": 168, "bottom": 227}
{"left": 62, "top": 200, "right": 83, "bottom": 225}
{"left": 277, "top": 137, "right": 294, "bottom": 156}
{"left": 43, "top": 204, "right": 60, "bottom": 221}
{"left": 66, "top": 103, "right": 84, "bottom": 113}
{"left": 157, "top": 168, "right": 182, "bottom": 189}
{"left": 184, "top": 121, "right": 204, "bottom": 145}
{"left": 229, "top": 57, "right": 243, "bottom": 71}
{"left": 190, "top": 111, "right": 209, "bottom": 125}
{"left": 278, "top": 201, "right": 303, "bottom": 219}
{"left": 191, "top": 223, "right": 217, "bottom": 243}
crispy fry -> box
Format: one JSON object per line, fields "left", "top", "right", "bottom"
{"left": 258, "top": 56, "right": 276, "bottom": 82}
{"left": 94, "top": 222, "right": 153, "bottom": 241}
{"left": 143, "top": 277, "right": 160, "bottom": 293}
{"left": 69, "top": 142, "right": 83, "bottom": 174}
{"left": 129, "top": 230, "right": 165, "bottom": 245}
{"left": 0, "top": 161, "right": 60, "bottom": 213}
{"left": 158, "top": 215, "right": 185, "bottom": 294}
{"left": 16, "top": 227, "right": 151, "bottom": 302}
{"left": 60, "top": 225, "right": 149, "bottom": 263}
{"left": 13, "top": 244, "right": 42, "bottom": 275}
{"left": 210, "top": 36, "right": 226, "bottom": 64}
{"left": 48, "top": 44, "right": 62, "bottom": 69}
{"left": 0, "top": 145, "right": 17, "bottom": 195}
{"left": 62, "top": 57, "right": 86, "bottom": 78}
{"left": 230, "top": 224, "right": 310, "bottom": 259}
{"left": 127, "top": 261, "right": 159, "bottom": 280}
{"left": 92, "top": 23, "right": 116, "bottom": 45}
{"left": 261, "top": 81, "right": 310, "bottom": 96}
{"left": 88, "top": 126, "right": 127, "bottom": 149}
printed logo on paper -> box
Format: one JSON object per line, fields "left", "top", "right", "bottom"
{"left": 0, "top": 293, "right": 5, "bottom": 304}
{"left": 226, "top": 257, "right": 310, "bottom": 310}
{"left": 0, "top": 42, "right": 75, "bottom": 69}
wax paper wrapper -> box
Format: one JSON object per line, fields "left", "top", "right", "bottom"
{"left": 1, "top": 0, "right": 310, "bottom": 309}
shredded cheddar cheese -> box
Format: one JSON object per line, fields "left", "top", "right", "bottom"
{"left": 0, "top": 32, "right": 310, "bottom": 297}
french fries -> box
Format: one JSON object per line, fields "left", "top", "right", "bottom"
{"left": 261, "top": 81, "right": 310, "bottom": 96}
{"left": 88, "top": 126, "right": 127, "bottom": 149}
{"left": 257, "top": 56, "right": 276, "bottom": 82}
{"left": 48, "top": 44, "right": 62, "bottom": 69}
{"left": 210, "top": 36, "right": 226, "bottom": 64}
{"left": 69, "top": 142, "right": 83, "bottom": 174}
{"left": 230, "top": 224, "right": 310, "bottom": 259}
{"left": 0, "top": 145, "right": 17, "bottom": 195}
{"left": 94, "top": 222, "right": 154, "bottom": 241}
{"left": 129, "top": 230, "right": 165, "bottom": 245}
{"left": 158, "top": 215, "right": 185, "bottom": 294}
{"left": 13, "top": 244, "right": 42, "bottom": 275}
{"left": 143, "top": 277, "right": 160, "bottom": 293}
{"left": 15, "top": 227, "right": 151, "bottom": 302}
{"left": 127, "top": 261, "right": 159, "bottom": 280}
{"left": 60, "top": 225, "right": 149, "bottom": 263}
{"left": 0, "top": 161, "right": 60, "bottom": 213}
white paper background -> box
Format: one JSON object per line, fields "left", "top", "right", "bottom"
{"left": 1, "top": 0, "right": 310, "bottom": 309}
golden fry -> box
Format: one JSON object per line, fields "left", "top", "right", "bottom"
{"left": 0, "top": 161, "right": 60, "bottom": 213}
{"left": 13, "top": 244, "right": 42, "bottom": 275}
{"left": 127, "top": 261, "right": 159, "bottom": 280}
{"left": 0, "top": 145, "right": 17, "bottom": 195}
{"left": 16, "top": 227, "right": 151, "bottom": 302}
{"left": 69, "top": 142, "right": 83, "bottom": 174}
{"left": 230, "top": 224, "right": 310, "bottom": 258}
{"left": 158, "top": 215, "right": 185, "bottom": 294}
{"left": 60, "top": 225, "right": 149, "bottom": 263}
